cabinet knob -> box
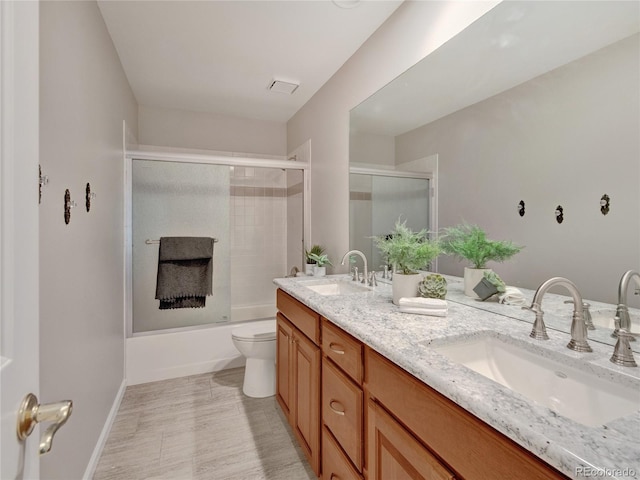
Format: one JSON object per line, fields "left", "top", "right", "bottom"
{"left": 329, "top": 400, "right": 345, "bottom": 416}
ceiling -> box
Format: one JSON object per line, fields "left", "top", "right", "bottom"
{"left": 97, "top": 0, "right": 403, "bottom": 124}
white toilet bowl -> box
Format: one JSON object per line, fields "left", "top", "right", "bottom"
{"left": 231, "top": 319, "right": 277, "bottom": 398}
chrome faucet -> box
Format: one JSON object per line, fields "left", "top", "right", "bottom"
{"left": 523, "top": 277, "right": 592, "bottom": 353}
{"left": 610, "top": 324, "right": 638, "bottom": 367}
{"left": 613, "top": 270, "right": 640, "bottom": 340}
{"left": 341, "top": 250, "right": 369, "bottom": 286}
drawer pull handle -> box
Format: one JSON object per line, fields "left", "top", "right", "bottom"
{"left": 330, "top": 474, "right": 340, "bottom": 480}
{"left": 329, "top": 342, "right": 345, "bottom": 355}
{"left": 329, "top": 400, "right": 346, "bottom": 416}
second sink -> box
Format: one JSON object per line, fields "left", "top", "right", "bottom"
{"left": 431, "top": 332, "right": 640, "bottom": 427}
{"left": 302, "top": 279, "right": 371, "bottom": 296}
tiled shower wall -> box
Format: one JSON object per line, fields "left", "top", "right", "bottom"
{"left": 230, "top": 166, "right": 288, "bottom": 318}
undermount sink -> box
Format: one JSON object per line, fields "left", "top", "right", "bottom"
{"left": 432, "top": 332, "right": 640, "bottom": 427}
{"left": 590, "top": 309, "right": 640, "bottom": 332}
{"left": 302, "top": 280, "right": 371, "bottom": 296}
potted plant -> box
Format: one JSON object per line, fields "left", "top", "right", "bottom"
{"left": 305, "top": 245, "right": 325, "bottom": 275}
{"left": 473, "top": 270, "right": 507, "bottom": 301}
{"left": 307, "top": 252, "right": 332, "bottom": 277}
{"left": 373, "top": 218, "right": 441, "bottom": 305}
{"left": 440, "top": 223, "right": 522, "bottom": 298}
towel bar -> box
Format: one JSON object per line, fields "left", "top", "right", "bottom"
{"left": 145, "top": 238, "right": 218, "bottom": 245}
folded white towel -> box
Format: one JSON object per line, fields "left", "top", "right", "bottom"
{"left": 398, "top": 297, "right": 448, "bottom": 309}
{"left": 499, "top": 287, "right": 527, "bottom": 306}
{"left": 399, "top": 306, "right": 448, "bottom": 317}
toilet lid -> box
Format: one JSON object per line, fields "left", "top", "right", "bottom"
{"left": 231, "top": 320, "right": 276, "bottom": 342}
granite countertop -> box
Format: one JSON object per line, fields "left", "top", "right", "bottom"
{"left": 273, "top": 274, "right": 640, "bottom": 480}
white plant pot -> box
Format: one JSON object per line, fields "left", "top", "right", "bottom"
{"left": 464, "top": 267, "right": 491, "bottom": 298}
{"left": 305, "top": 263, "right": 315, "bottom": 275}
{"left": 313, "top": 266, "right": 326, "bottom": 277}
{"left": 392, "top": 273, "right": 422, "bottom": 305}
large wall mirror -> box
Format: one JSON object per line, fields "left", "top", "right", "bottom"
{"left": 349, "top": 1, "right": 640, "bottom": 349}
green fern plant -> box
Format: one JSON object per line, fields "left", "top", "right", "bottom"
{"left": 373, "top": 218, "right": 440, "bottom": 275}
{"left": 440, "top": 223, "right": 523, "bottom": 269}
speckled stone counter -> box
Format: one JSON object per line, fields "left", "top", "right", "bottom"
{"left": 273, "top": 274, "right": 640, "bottom": 480}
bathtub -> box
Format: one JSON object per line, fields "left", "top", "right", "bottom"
{"left": 126, "top": 305, "right": 276, "bottom": 385}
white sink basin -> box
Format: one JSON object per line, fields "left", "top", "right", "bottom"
{"left": 590, "top": 309, "right": 640, "bottom": 332}
{"left": 432, "top": 333, "right": 640, "bottom": 427}
{"left": 302, "top": 280, "right": 371, "bottom": 296}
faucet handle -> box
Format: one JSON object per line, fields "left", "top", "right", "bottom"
{"left": 523, "top": 304, "right": 550, "bottom": 340}
{"left": 610, "top": 329, "right": 638, "bottom": 367}
{"left": 564, "top": 300, "right": 595, "bottom": 330}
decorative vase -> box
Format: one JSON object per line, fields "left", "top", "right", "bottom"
{"left": 464, "top": 267, "right": 491, "bottom": 298}
{"left": 392, "top": 273, "right": 422, "bottom": 305}
{"left": 305, "top": 263, "right": 315, "bottom": 275}
{"left": 313, "top": 266, "right": 326, "bottom": 277}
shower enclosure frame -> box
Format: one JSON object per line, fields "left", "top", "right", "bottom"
{"left": 124, "top": 148, "right": 310, "bottom": 339}
{"left": 349, "top": 165, "right": 438, "bottom": 271}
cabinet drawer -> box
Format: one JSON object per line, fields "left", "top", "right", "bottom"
{"left": 322, "top": 358, "right": 363, "bottom": 472}
{"left": 277, "top": 289, "right": 320, "bottom": 345}
{"left": 322, "top": 427, "right": 362, "bottom": 480}
{"left": 322, "top": 318, "right": 363, "bottom": 384}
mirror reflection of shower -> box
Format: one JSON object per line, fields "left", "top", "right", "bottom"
{"left": 349, "top": 169, "right": 432, "bottom": 272}
{"left": 132, "top": 159, "right": 304, "bottom": 334}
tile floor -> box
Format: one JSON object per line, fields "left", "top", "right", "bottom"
{"left": 93, "top": 368, "right": 316, "bottom": 480}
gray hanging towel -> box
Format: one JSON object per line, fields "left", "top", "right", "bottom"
{"left": 155, "top": 237, "right": 214, "bottom": 310}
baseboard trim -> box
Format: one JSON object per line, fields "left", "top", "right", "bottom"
{"left": 82, "top": 379, "right": 127, "bottom": 480}
{"left": 126, "top": 355, "right": 245, "bottom": 386}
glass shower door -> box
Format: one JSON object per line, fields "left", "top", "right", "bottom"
{"left": 132, "top": 160, "right": 231, "bottom": 333}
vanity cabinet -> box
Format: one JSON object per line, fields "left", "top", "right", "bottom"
{"left": 276, "top": 290, "right": 321, "bottom": 476}
{"left": 365, "top": 347, "right": 568, "bottom": 480}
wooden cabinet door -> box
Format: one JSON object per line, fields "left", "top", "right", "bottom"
{"left": 367, "top": 399, "right": 455, "bottom": 480}
{"left": 276, "top": 313, "right": 293, "bottom": 420}
{"left": 292, "top": 329, "right": 321, "bottom": 476}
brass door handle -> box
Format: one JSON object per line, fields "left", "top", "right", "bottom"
{"left": 329, "top": 342, "right": 345, "bottom": 355}
{"left": 16, "top": 393, "right": 73, "bottom": 455}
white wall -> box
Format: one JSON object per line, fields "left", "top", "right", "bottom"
{"left": 138, "top": 105, "right": 287, "bottom": 156}
{"left": 287, "top": 1, "right": 500, "bottom": 272}
{"left": 395, "top": 34, "right": 640, "bottom": 304}
{"left": 39, "top": 2, "right": 138, "bottom": 478}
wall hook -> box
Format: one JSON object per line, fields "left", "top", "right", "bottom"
{"left": 85, "top": 183, "right": 96, "bottom": 212}
{"left": 39, "top": 165, "right": 49, "bottom": 205}
{"left": 600, "top": 194, "right": 610, "bottom": 215}
{"left": 517, "top": 200, "right": 525, "bottom": 217}
{"left": 555, "top": 205, "right": 564, "bottom": 224}
{"left": 64, "top": 189, "right": 77, "bottom": 225}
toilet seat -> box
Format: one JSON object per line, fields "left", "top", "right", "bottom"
{"left": 231, "top": 320, "right": 276, "bottom": 342}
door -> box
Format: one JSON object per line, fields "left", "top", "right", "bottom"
{"left": 276, "top": 314, "right": 293, "bottom": 419}
{"left": 292, "top": 329, "right": 320, "bottom": 476}
{"left": 1, "top": 1, "right": 41, "bottom": 478}
{"left": 367, "top": 399, "right": 455, "bottom": 480}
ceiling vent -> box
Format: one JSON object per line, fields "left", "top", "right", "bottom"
{"left": 268, "top": 79, "right": 299, "bottom": 95}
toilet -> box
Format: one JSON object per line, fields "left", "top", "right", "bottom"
{"left": 231, "top": 319, "right": 277, "bottom": 398}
